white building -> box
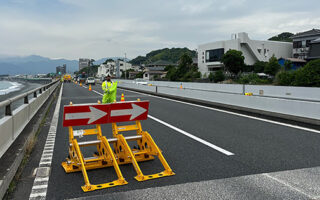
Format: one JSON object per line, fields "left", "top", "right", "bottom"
{"left": 198, "top": 32, "right": 293, "bottom": 76}
{"left": 97, "top": 60, "right": 132, "bottom": 78}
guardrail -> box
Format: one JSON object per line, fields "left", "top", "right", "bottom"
{"left": 118, "top": 81, "right": 320, "bottom": 125}
{"left": 0, "top": 80, "right": 60, "bottom": 158}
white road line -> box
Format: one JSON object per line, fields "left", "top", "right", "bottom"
{"left": 118, "top": 88, "right": 320, "bottom": 134}
{"left": 29, "top": 83, "right": 63, "bottom": 200}
{"left": 92, "top": 89, "right": 233, "bottom": 156}
{"left": 29, "top": 192, "right": 47, "bottom": 198}
{"left": 148, "top": 115, "right": 234, "bottom": 156}
{"left": 32, "top": 185, "right": 48, "bottom": 190}
{"left": 34, "top": 177, "right": 49, "bottom": 182}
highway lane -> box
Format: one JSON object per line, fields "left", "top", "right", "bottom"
{"left": 44, "top": 82, "right": 320, "bottom": 199}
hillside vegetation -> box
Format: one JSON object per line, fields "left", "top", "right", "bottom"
{"left": 130, "top": 48, "right": 196, "bottom": 65}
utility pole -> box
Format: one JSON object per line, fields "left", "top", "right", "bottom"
{"left": 124, "top": 53, "right": 127, "bottom": 79}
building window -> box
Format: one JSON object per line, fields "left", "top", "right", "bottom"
{"left": 202, "top": 52, "right": 204, "bottom": 55}
{"left": 306, "top": 40, "right": 311, "bottom": 47}
{"left": 205, "top": 48, "right": 224, "bottom": 62}
{"left": 145, "top": 73, "right": 148, "bottom": 77}
{"left": 293, "top": 41, "right": 302, "bottom": 48}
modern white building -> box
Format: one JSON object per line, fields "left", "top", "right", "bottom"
{"left": 198, "top": 32, "right": 293, "bottom": 76}
{"left": 97, "top": 60, "right": 132, "bottom": 78}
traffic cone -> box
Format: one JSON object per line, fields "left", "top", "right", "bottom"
{"left": 121, "top": 93, "right": 125, "bottom": 102}
{"left": 180, "top": 83, "right": 183, "bottom": 89}
{"left": 80, "top": 82, "right": 82, "bottom": 86}
{"left": 89, "top": 84, "right": 92, "bottom": 91}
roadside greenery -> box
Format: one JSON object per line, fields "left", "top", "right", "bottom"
{"left": 275, "top": 59, "right": 320, "bottom": 87}
{"left": 165, "top": 54, "right": 200, "bottom": 82}
{"left": 221, "top": 50, "right": 245, "bottom": 76}
{"left": 130, "top": 48, "right": 196, "bottom": 65}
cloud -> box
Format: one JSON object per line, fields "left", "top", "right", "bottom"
{"left": 0, "top": 0, "right": 319, "bottom": 60}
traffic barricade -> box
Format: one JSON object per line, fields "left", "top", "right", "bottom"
{"left": 62, "top": 100, "right": 175, "bottom": 192}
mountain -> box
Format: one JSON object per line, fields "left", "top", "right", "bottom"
{"left": 268, "top": 32, "right": 294, "bottom": 42}
{"left": 0, "top": 55, "right": 78, "bottom": 75}
{"left": 94, "top": 57, "right": 130, "bottom": 65}
{"left": 129, "top": 48, "right": 197, "bottom": 65}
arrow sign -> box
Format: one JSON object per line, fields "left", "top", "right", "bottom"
{"left": 63, "top": 101, "right": 149, "bottom": 127}
{"left": 111, "top": 104, "right": 147, "bottom": 120}
{"left": 65, "top": 106, "right": 107, "bottom": 124}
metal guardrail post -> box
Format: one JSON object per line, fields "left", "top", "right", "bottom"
{"left": 39, "top": 88, "right": 42, "bottom": 94}
{"left": 24, "top": 96, "right": 29, "bottom": 104}
{"left": 242, "top": 84, "right": 245, "bottom": 95}
{"left": 34, "top": 91, "right": 37, "bottom": 98}
{"left": 5, "top": 103, "right": 12, "bottom": 116}
{"left": 156, "top": 86, "right": 158, "bottom": 93}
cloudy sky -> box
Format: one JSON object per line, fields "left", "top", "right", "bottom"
{"left": 0, "top": 0, "right": 319, "bottom": 60}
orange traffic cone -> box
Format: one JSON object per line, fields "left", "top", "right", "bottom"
{"left": 121, "top": 93, "right": 125, "bottom": 102}
{"left": 80, "top": 82, "right": 82, "bottom": 86}
{"left": 89, "top": 84, "right": 92, "bottom": 91}
{"left": 179, "top": 83, "right": 183, "bottom": 89}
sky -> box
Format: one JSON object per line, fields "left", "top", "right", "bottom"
{"left": 0, "top": 0, "right": 319, "bottom": 60}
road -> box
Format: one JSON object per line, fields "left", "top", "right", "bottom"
{"left": 16, "top": 82, "right": 320, "bottom": 199}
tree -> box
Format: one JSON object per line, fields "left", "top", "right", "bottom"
{"left": 275, "top": 71, "right": 294, "bottom": 86}
{"left": 284, "top": 60, "right": 292, "bottom": 71}
{"left": 213, "top": 70, "right": 225, "bottom": 83}
{"left": 253, "top": 61, "right": 267, "bottom": 73}
{"left": 293, "top": 59, "right": 320, "bottom": 87}
{"left": 103, "top": 58, "right": 114, "bottom": 64}
{"left": 264, "top": 55, "right": 281, "bottom": 76}
{"left": 208, "top": 73, "right": 214, "bottom": 82}
{"left": 221, "top": 50, "right": 245, "bottom": 76}
{"left": 268, "top": 32, "right": 294, "bottom": 42}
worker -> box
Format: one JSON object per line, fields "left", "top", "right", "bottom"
{"left": 101, "top": 75, "right": 118, "bottom": 103}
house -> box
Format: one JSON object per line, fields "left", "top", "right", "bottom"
{"left": 146, "top": 60, "right": 175, "bottom": 68}
{"left": 278, "top": 58, "right": 306, "bottom": 70}
{"left": 97, "top": 60, "right": 132, "bottom": 78}
{"left": 291, "top": 29, "right": 320, "bottom": 60}
{"left": 308, "top": 38, "right": 320, "bottom": 60}
{"left": 198, "top": 32, "right": 293, "bottom": 77}
{"left": 143, "top": 66, "right": 168, "bottom": 81}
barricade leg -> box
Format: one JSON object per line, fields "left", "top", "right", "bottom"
{"left": 112, "top": 122, "right": 175, "bottom": 181}
{"left": 61, "top": 125, "right": 128, "bottom": 192}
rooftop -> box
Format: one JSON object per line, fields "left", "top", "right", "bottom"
{"left": 291, "top": 29, "right": 320, "bottom": 39}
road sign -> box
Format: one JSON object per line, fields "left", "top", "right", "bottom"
{"left": 63, "top": 101, "right": 149, "bottom": 127}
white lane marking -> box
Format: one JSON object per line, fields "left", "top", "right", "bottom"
{"left": 32, "top": 185, "right": 48, "bottom": 189}
{"left": 118, "top": 88, "right": 320, "bottom": 134}
{"left": 34, "top": 177, "right": 49, "bottom": 182}
{"left": 92, "top": 89, "right": 233, "bottom": 156}
{"left": 148, "top": 115, "right": 234, "bottom": 156}
{"left": 29, "top": 192, "right": 47, "bottom": 198}
{"left": 29, "top": 83, "right": 63, "bottom": 200}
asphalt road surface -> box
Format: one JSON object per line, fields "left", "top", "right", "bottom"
{"left": 19, "top": 82, "right": 320, "bottom": 199}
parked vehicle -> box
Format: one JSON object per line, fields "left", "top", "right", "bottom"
{"left": 85, "top": 77, "right": 96, "bottom": 85}
{"left": 133, "top": 78, "right": 148, "bottom": 85}
{"left": 63, "top": 74, "right": 72, "bottom": 82}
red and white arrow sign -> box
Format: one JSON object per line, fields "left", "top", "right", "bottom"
{"left": 111, "top": 104, "right": 147, "bottom": 120}
{"left": 65, "top": 106, "right": 107, "bottom": 124}
{"left": 63, "top": 101, "right": 149, "bottom": 127}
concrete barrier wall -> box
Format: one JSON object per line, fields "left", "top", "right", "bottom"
{"left": 119, "top": 82, "right": 320, "bottom": 124}
{"left": 117, "top": 79, "right": 320, "bottom": 102}
{"left": 0, "top": 81, "right": 59, "bottom": 158}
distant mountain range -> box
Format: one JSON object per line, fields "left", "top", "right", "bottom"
{"left": 0, "top": 55, "right": 130, "bottom": 75}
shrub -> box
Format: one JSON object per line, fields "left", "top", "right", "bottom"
{"left": 275, "top": 70, "right": 294, "bottom": 86}
{"left": 293, "top": 59, "right": 320, "bottom": 87}
{"left": 213, "top": 70, "right": 225, "bottom": 83}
